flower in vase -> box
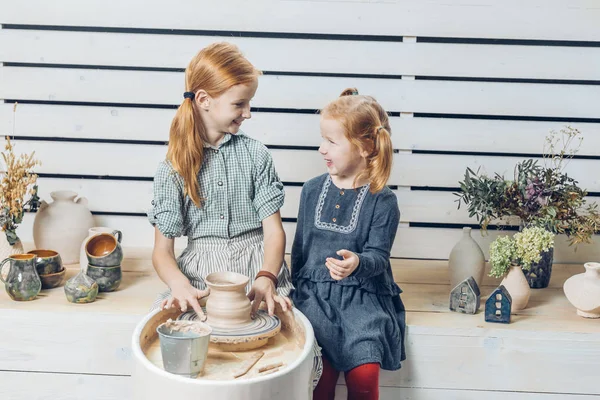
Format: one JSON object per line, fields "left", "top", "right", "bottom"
{"left": 488, "top": 227, "right": 555, "bottom": 278}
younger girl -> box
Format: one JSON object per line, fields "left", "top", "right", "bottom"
{"left": 291, "top": 89, "right": 406, "bottom": 399}
{"left": 147, "top": 42, "right": 292, "bottom": 319}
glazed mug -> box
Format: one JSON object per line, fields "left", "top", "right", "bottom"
{"left": 85, "top": 233, "right": 124, "bottom": 267}
{"left": 80, "top": 227, "right": 123, "bottom": 271}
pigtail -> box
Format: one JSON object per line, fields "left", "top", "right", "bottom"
{"left": 167, "top": 96, "right": 205, "bottom": 207}
{"left": 367, "top": 124, "right": 393, "bottom": 193}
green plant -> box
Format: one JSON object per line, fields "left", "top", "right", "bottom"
{"left": 455, "top": 126, "right": 600, "bottom": 246}
{"left": 489, "top": 226, "right": 555, "bottom": 278}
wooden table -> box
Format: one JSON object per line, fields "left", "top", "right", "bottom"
{"left": 0, "top": 248, "right": 598, "bottom": 400}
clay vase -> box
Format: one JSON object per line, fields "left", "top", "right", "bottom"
{"left": 501, "top": 264, "right": 531, "bottom": 312}
{"left": 0, "top": 232, "right": 24, "bottom": 280}
{"left": 449, "top": 227, "right": 485, "bottom": 290}
{"left": 524, "top": 247, "right": 554, "bottom": 289}
{"left": 33, "top": 191, "right": 95, "bottom": 264}
{"left": 80, "top": 227, "right": 123, "bottom": 272}
{"left": 563, "top": 262, "right": 600, "bottom": 318}
{"left": 0, "top": 254, "right": 42, "bottom": 301}
{"left": 205, "top": 271, "right": 252, "bottom": 329}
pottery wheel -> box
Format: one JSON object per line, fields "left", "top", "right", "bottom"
{"left": 177, "top": 308, "right": 281, "bottom": 350}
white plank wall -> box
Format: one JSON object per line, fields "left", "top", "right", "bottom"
{"left": 1, "top": 1, "right": 600, "bottom": 399}
{"left": 2, "top": 0, "right": 600, "bottom": 41}
{"left": 0, "top": 2, "right": 598, "bottom": 261}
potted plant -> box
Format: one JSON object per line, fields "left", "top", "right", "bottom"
{"left": 489, "top": 226, "right": 555, "bottom": 311}
{"left": 455, "top": 126, "right": 600, "bottom": 288}
{"left": 0, "top": 104, "right": 41, "bottom": 259}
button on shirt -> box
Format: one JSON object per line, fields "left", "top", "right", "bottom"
{"left": 147, "top": 133, "right": 285, "bottom": 239}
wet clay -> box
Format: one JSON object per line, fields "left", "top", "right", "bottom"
{"left": 162, "top": 319, "right": 211, "bottom": 336}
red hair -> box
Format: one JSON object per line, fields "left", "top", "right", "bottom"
{"left": 320, "top": 88, "right": 393, "bottom": 193}
{"left": 167, "top": 42, "right": 261, "bottom": 206}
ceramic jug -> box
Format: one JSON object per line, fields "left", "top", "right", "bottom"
{"left": 0, "top": 254, "right": 42, "bottom": 301}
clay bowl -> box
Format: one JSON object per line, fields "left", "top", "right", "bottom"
{"left": 27, "top": 249, "right": 63, "bottom": 275}
{"left": 86, "top": 264, "right": 122, "bottom": 292}
{"left": 85, "top": 233, "right": 123, "bottom": 267}
{"left": 39, "top": 267, "right": 66, "bottom": 289}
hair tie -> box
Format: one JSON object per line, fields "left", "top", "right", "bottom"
{"left": 376, "top": 126, "right": 384, "bottom": 134}
{"left": 351, "top": 90, "right": 359, "bottom": 95}
{"left": 183, "top": 91, "right": 195, "bottom": 100}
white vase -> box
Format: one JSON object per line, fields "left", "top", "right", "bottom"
{"left": 501, "top": 265, "right": 531, "bottom": 312}
{"left": 563, "top": 262, "right": 600, "bottom": 318}
{"left": 448, "top": 227, "right": 485, "bottom": 290}
{"left": 32, "top": 190, "right": 95, "bottom": 264}
{"left": 0, "top": 232, "right": 24, "bottom": 280}
{"left": 79, "top": 227, "right": 123, "bottom": 272}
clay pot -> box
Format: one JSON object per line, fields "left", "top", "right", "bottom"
{"left": 205, "top": 271, "right": 252, "bottom": 329}
{"left": 85, "top": 233, "right": 123, "bottom": 267}
{"left": 448, "top": 227, "right": 485, "bottom": 290}
{"left": 27, "top": 249, "right": 63, "bottom": 276}
{"left": 86, "top": 264, "right": 122, "bottom": 292}
{"left": 39, "top": 268, "right": 66, "bottom": 289}
{"left": 33, "top": 191, "right": 95, "bottom": 264}
{"left": 79, "top": 227, "right": 123, "bottom": 272}
{"left": 64, "top": 271, "right": 99, "bottom": 304}
{"left": 563, "top": 262, "right": 600, "bottom": 318}
{"left": 501, "top": 264, "right": 531, "bottom": 312}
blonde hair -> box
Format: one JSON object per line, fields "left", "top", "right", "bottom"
{"left": 320, "top": 88, "right": 393, "bottom": 193}
{"left": 167, "top": 42, "right": 261, "bottom": 207}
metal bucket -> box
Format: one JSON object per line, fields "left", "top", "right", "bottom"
{"left": 156, "top": 321, "right": 212, "bottom": 378}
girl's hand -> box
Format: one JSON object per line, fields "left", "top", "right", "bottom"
{"left": 248, "top": 277, "right": 292, "bottom": 317}
{"left": 326, "top": 249, "right": 359, "bottom": 280}
{"left": 161, "top": 282, "right": 210, "bottom": 321}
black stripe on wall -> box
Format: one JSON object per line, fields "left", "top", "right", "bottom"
{"left": 4, "top": 62, "right": 600, "bottom": 86}
{"left": 417, "top": 36, "right": 600, "bottom": 48}
{"left": 4, "top": 24, "right": 600, "bottom": 48}
{"left": 0, "top": 24, "right": 405, "bottom": 42}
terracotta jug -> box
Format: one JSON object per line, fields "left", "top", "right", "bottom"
{"left": 0, "top": 254, "right": 41, "bottom": 301}
{"left": 205, "top": 271, "right": 252, "bottom": 329}
{"left": 501, "top": 264, "right": 531, "bottom": 312}
{"left": 33, "top": 191, "right": 95, "bottom": 264}
{"left": 563, "top": 262, "right": 600, "bottom": 318}
{"left": 449, "top": 227, "right": 485, "bottom": 290}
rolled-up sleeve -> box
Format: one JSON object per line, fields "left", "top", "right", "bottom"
{"left": 147, "top": 161, "right": 184, "bottom": 238}
{"left": 252, "top": 145, "right": 284, "bottom": 221}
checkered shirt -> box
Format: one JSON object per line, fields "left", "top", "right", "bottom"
{"left": 147, "top": 133, "right": 285, "bottom": 239}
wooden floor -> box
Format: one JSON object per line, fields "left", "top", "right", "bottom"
{"left": 0, "top": 247, "right": 598, "bottom": 399}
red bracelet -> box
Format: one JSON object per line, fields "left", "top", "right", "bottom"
{"left": 256, "top": 270, "right": 278, "bottom": 287}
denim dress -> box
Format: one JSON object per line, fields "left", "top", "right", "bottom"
{"left": 291, "top": 174, "right": 406, "bottom": 372}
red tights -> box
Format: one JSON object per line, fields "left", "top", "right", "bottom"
{"left": 314, "top": 356, "right": 380, "bottom": 400}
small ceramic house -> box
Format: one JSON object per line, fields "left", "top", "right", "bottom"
{"left": 485, "top": 285, "right": 512, "bottom": 324}
{"left": 449, "top": 276, "right": 481, "bottom": 314}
